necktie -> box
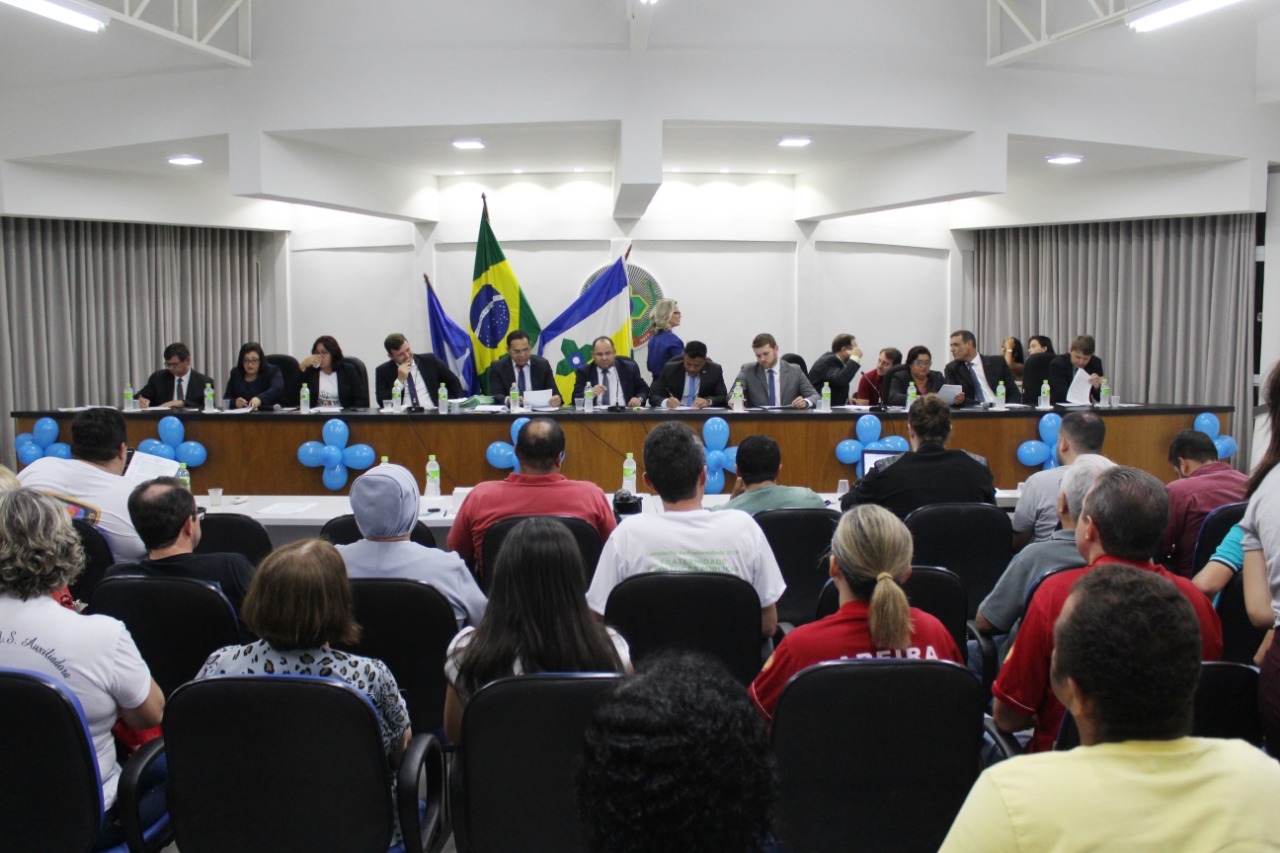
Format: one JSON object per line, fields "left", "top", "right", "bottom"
{"left": 767, "top": 368, "right": 777, "bottom": 406}
{"left": 175, "top": 377, "right": 183, "bottom": 402}
{"left": 601, "top": 369, "right": 611, "bottom": 405}
{"left": 685, "top": 376, "right": 698, "bottom": 407}
{"left": 406, "top": 374, "right": 421, "bottom": 405}
{"left": 517, "top": 366, "right": 526, "bottom": 393}
{"left": 968, "top": 362, "right": 984, "bottom": 402}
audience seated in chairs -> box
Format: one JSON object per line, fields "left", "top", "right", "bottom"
{"left": 1161, "top": 429, "right": 1249, "bottom": 577}
{"left": 713, "top": 434, "right": 827, "bottom": 516}
{"left": 1011, "top": 410, "right": 1108, "bottom": 548}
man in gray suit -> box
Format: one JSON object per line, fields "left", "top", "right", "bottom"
{"left": 734, "top": 333, "right": 820, "bottom": 409}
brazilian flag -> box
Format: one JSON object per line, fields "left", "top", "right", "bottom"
{"left": 470, "top": 199, "right": 541, "bottom": 393}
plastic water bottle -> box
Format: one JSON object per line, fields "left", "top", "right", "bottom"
{"left": 906, "top": 383, "right": 918, "bottom": 408}
{"left": 1038, "top": 380, "right": 1050, "bottom": 409}
{"left": 820, "top": 382, "right": 832, "bottom": 413}
{"left": 380, "top": 455, "right": 389, "bottom": 464}
{"left": 1099, "top": 378, "right": 1111, "bottom": 407}
{"left": 438, "top": 383, "right": 449, "bottom": 414}
{"left": 995, "top": 381, "right": 1006, "bottom": 409}
{"left": 584, "top": 384, "right": 595, "bottom": 413}
{"left": 509, "top": 382, "right": 520, "bottom": 412}
{"left": 123, "top": 382, "right": 135, "bottom": 411}
{"left": 622, "top": 452, "right": 637, "bottom": 493}
{"left": 392, "top": 380, "right": 403, "bottom": 410}
{"left": 203, "top": 382, "right": 215, "bottom": 412}
{"left": 732, "top": 382, "right": 745, "bottom": 413}
{"left": 176, "top": 462, "right": 191, "bottom": 491}
{"left": 299, "top": 383, "right": 311, "bottom": 413}
{"left": 425, "top": 454, "right": 441, "bottom": 497}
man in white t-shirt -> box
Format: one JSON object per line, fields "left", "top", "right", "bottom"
{"left": 587, "top": 421, "right": 786, "bottom": 637}
{"left": 17, "top": 407, "right": 146, "bottom": 561}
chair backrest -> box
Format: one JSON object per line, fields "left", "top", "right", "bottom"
{"left": 881, "top": 364, "right": 910, "bottom": 401}
{"left": 87, "top": 576, "right": 241, "bottom": 697}
{"left": 165, "top": 675, "right": 396, "bottom": 853}
{"left": 320, "top": 513, "right": 437, "bottom": 549}
{"left": 194, "top": 512, "right": 274, "bottom": 565}
{"left": 1216, "top": 570, "right": 1270, "bottom": 665}
{"left": 771, "top": 659, "right": 984, "bottom": 853}
{"left": 755, "top": 507, "right": 841, "bottom": 629}
{"left": 344, "top": 355, "right": 372, "bottom": 408}
{"left": 1191, "top": 501, "right": 1248, "bottom": 575}
{"left": 604, "top": 572, "right": 763, "bottom": 684}
{"left": 483, "top": 515, "right": 602, "bottom": 584}
{"left": 0, "top": 668, "right": 104, "bottom": 853}
{"left": 70, "top": 518, "right": 114, "bottom": 602}
{"left": 814, "top": 566, "right": 968, "bottom": 662}
{"left": 781, "top": 352, "right": 808, "bottom": 375}
{"left": 1021, "top": 351, "right": 1053, "bottom": 396}
{"left": 904, "top": 502, "right": 1012, "bottom": 619}
{"left": 335, "top": 579, "right": 460, "bottom": 735}
{"left": 455, "top": 673, "right": 622, "bottom": 853}
{"left": 265, "top": 353, "right": 302, "bottom": 407}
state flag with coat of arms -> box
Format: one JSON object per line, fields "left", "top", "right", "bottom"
{"left": 537, "top": 251, "right": 635, "bottom": 403}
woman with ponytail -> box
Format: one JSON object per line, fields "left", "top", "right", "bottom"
{"left": 749, "top": 503, "right": 962, "bottom": 722}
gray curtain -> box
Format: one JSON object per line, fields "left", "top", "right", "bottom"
{"left": 973, "top": 215, "right": 1256, "bottom": 465}
{"left": 1, "top": 218, "right": 261, "bottom": 468}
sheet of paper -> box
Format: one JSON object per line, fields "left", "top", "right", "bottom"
{"left": 1066, "top": 368, "right": 1094, "bottom": 405}
{"left": 936, "top": 384, "right": 963, "bottom": 405}
{"left": 216, "top": 407, "right": 256, "bottom": 414}
{"left": 310, "top": 405, "right": 343, "bottom": 413}
{"left": 257, "top": 502, "right": 317, "bottom": 515}
{"left": 123, "top": 451, "right": 181, "bottom": 485}
{"left": 524, "top": 388, "right": 554, "bottom": 406}
{"left": 473, "top": 405, "right": 508, "bottom": 413}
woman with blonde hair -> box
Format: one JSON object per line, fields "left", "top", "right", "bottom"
{"left": 646, "top": 298, "right": 684, "bottom": 380}
{"left": 749, "top": 504, "right": 962, "bottom": 721}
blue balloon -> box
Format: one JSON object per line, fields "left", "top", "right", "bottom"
{"left": 1194, "top": 413, "right": 1220, "bottom": 439}
{"left": 44, "top": 442, "right": 72, "bottom": 459}
{"left": 856, "top": 415, "right": 882, "bottom": 445}
{"left": 703, "top": 417, "right": 730, "bottom": 452}
{"left": 836, "top": 439, "right": 863, "bottom": 464}
{"left": 1038, "top": 413, "right": 1062, "bottom": 446}
{"left": 158, "top": 415, "right": 185, "bottom": 448}
{"left": 706, "top": 449, "right": 725, "bottom": 473}
{"left": 33, "top": 417, "right": 58, "bottom": 448}
{"left": 510, "top": 417, "right": 531, "bottom": 445}
{"left": 723, "top": 446, "right": 738, "bottom": 474}
{"left": 322, "top": 463, "right": 349, "bottom": 491}
{"left": 864, "top": 439, "right": 893, "bottom": 452}
{"left": 137, "top": 438, "right": 162, "bottom": 456}
{"left": 486, "top": 441, "right": 515, "bottom": 469}
{"left": 297, "top": 441, "right": 326, "bottom": 468}
{"left": 322, "top": 445, "right": 343, "bottom": 468}
{"left": 1016, "top": 440, "right": 1051, "bottom": 467}
{"left": 176, "top": 441, "right": 207, "bottom": 467}
{"left": 14, "top": 433, "right": 34, "bottom": 450}
{"left": 1215, "top": 435, "right": 1238, "bottom": 459}
{"left": 322, "top": 419, "right": 350, "bottom": 449}
{"left": 18, "top": 443, "right": 43, "bottom": 465}
{"left": 1042, "top": 456, "right": 1059, "bottom": 471}
{"left": 883, "top": 435, "right": 909, "bottom": 452}
{"left": 705, "top": 467, "right": 725, "bottom": 495}
{"left": 150, "top": 443, "right": 176, "bottom": 460}
{"left": 342, "top": 443, "right": 376, "bottom": 470}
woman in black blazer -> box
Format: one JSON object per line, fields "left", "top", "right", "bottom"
{"left": 299, "top": 335, "right": 368, "bottom": 409}
{"left": 884, "top": 345, "right": 945, "bottom": 407}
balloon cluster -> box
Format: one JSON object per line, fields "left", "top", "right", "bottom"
{"left": 486, "top": 418, "right": 530, "bottom": 473}
{"left": 136, "top": 416, "right": 208, "bottom": 467}
{"left": 835, "top": 415, "right": 908, "bottom": 477}
{"left": 702, "top": 417, "right": 738, "bottom": 495}
{"left": 14, "top": 418, "right": 71, "bottom": 465}
{"left": 297, "top": 419, "right": 376, "bottom": 490}
{"left": 1194, "top": 412, "right": 1237, "bottom": 459}
{"left": 1015, "top": 414, "right": 1063, "bottom": 471}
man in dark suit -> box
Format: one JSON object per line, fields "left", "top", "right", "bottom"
{"left": 649, "top": 340, "right": 729, "bottom": 408}
{"left": 374, "top": 332, "right": 464, "bottom": 408}
{"left": 1048, "top": 334, "right": 1105, "bottom": 404}
{"left": 807, "top": 333, "right": 863, "bottom": 405}
{"left": 572, "top": 336, "right": 650, "bottom": 407}
{"left": 944, "top": 329, "right": 1022, "bottom": 406}
{"left": 487, "top": 329, "right": 561, "bottom": 407}
{"left": 136, "top": 342, "right": 213, "bottom": 409}
{"left": 734, "top": 333, "right": 820, "bottom": 409}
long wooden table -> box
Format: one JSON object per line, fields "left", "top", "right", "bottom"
{"left": 14, "top": 405, "right": 1231, "bottom": 496}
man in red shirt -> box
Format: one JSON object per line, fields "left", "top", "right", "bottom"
{"left": 1161, "top": 429, "right": 1248, "bottom": 577}
{"left": 992, "top": 466, "right": 1223, "bottom": 753}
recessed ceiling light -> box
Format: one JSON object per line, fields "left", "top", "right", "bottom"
{"left": 719, "top": 168, "right": 730, "bottom": 174}
{"left": 573, "top": 167, "right": 584, "bottom": 173}
{"left": 167, "top": 155, "right": 203, "bottom": 166}
{"left": 0, "top": 0, "right": 108, "bottom": 32}
{"left": 512, "top": 168, "right": 523, "bottom": 174}
{"left": 454, "top": 170, "right": 464, "bottom": 176}
{"left": 452, "top": 139, "right": 485, "bottom": 150}
{"left": 777, "top": 137, "right": 812, "bottom": 148}
{"left": 1045, "top": 154, "right": 1083, "bottom": 165}
{"left": 768, "top": 169, "right": 778, "bottom": 174}
{"left": 670, "top": 167, "right": 681, "bottom": 173}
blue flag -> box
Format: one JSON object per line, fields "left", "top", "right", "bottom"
{"left": 425, "top": 275, "right": 478, "bottom": 395}
{"left": 537, "top": 255, "right": 634, "bottom": 403}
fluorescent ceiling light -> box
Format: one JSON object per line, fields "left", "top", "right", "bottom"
{"left": 1045, "top": 154, "right": 1083, "bottom": 165}
{"left": 1125, "top": 0, "right": 1246, "bottom": 32}
{"left": 167, "top": 155, "right": 203, "bottom": 166}
{"left": 0, "top": 0, "right": 109, "bottom": 32}
{"left": 452, "top": 139, "right": 485, "bottom": 150}
{"left": 777, "top": 137, "right": 812, "bottom": 148}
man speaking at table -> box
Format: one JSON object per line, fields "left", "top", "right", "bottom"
{"left": 488, "top": 329, "right": 561, "bottom": 407}
{"left": 735, "top": 333, "right": 820, "bottom": 409}
{"left": 375, "top": 333, "right": 464, "bottom": 409}
{"left": 136, "top": 342, "right": 213, "bottom": 409}
{"left": 572, "top": 336, "right": 649, "bottom": 407}
{"left": 944, "top": 330, "right": 1021, "bottom": 407}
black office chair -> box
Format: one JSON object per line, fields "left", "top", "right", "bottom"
{"left": 1216, "top": 571, "right": 1270, "bottom": 665}
{"left": 453, "top": 673, "right": 623, "bottom": 853}
{"left": 0, "top": 667, "right": 173, "bottom": 853}
{"left": 780, "top": 352, "right": 808, "bottom": 375}
{"left": 755, "top": 507, "right": 840, "bottom": 630}
{"left": 1021, "top": 351, "right": 1053, "bottom": 399}
{"left": 904, "top": 502, "right": 1012, "bottom": 619}
{"left": 771, "top": 659, "right": 985, "bottom": 853}
{"left": 482, "top": 515, "right": 602, "bottom": 586}
{"left": 194, "top": 512, "right": 273, "bottom": 565}
{"left": 265, "top": 353, "right": 303, "bottom": 407}
{"left": 86, "top": 576, "right": 241, "bottom": 697}
{"left": 335, "top": 579, "right": 460, "bottom": 736}
{"left": 70, "top": 517, "right": 114, "bottom": 603}
{"left": 604, "top": 572, "right": 765, "bottom": 685}
{"left": 1191, "top": 501, "right": 1248, "bottom": 575}
{"left": 163, "top": 675, "right": 445, "bottom": 853}
{"left": 320, "top": 513, "right": 438, "bottom": 549}
{"left": 879, "top": 364, "right": 911, "bottom": 406}
{"left": 345, "top": 355, "right": 372, "bottom": 408}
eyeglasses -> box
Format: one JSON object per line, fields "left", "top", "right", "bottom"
{"left": 913, "top": 360, "right": 932, "bottom": 368}
{"left": 671, "top": 311, "right": 682, "bottom": 316}
{"left": 312, "top": 350, "right": 329, "bottom": 356}
{"left": 242, "top": 357, "right": 261, "bottom": 364}
{"left": 194, "top": 507, "right": 206, "bottom": 521}
{"left": 163, "top": 361, "right": 183, "bottom": 369}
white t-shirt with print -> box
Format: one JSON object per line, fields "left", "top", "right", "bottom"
{"left": 17, "top": 456, "right": 146, "bottom": 562}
